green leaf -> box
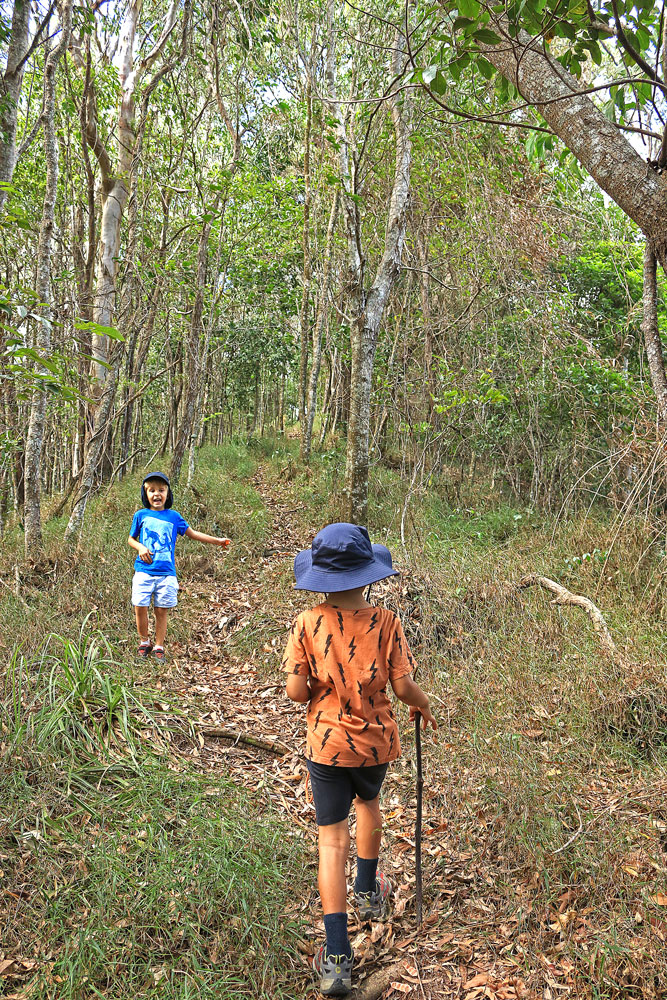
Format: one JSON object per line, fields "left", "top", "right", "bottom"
{"left": 74, "top": 319, "right": 125, "bottom": 342}
{"left": 452, "top": 16, "right": 475, "bottom": 31}
{"left": 431, "top": 69, "right": 448, "bottom": 95}
{"left": 472, "top": 28, "right": 501, "bottom": 44}
{"left": 477, "top": 57, "right": 495, "bottom": 79}
{"left": 458, "top": 0, "right": 480, "bottom": 17}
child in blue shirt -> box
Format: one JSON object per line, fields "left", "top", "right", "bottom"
{"left": 128, "top": 471, "right": 230, "bottom": 660}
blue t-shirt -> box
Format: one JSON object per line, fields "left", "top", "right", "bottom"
{"left": 130, "top": 508, "right": 189, "bottom": 577}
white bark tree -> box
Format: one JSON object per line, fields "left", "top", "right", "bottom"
{"left": 327, "top": 3, "right": 413, "bottom": 522}
{"left": 23, "top": 0, "right": 74, "bottom": 562}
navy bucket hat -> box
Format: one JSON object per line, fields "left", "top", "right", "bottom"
{"left": 141, "top": 471, "right": 173, "bottom": 509}
{"left": 294, "top": 522, "right": 398, "bottom": 593}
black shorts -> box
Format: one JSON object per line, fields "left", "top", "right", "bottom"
{"left": 306, "top": 759, "right": 389, "bottom": 826}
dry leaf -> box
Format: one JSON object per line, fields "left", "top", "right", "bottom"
{"left": 463, "top": 972, "right": 490, "bottom": 989}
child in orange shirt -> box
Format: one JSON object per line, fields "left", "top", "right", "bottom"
{"left": 283, "top": 522, "right": 437, "bottom": 997}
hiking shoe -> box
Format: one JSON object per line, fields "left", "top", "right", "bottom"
{"left": 152, "top": 646, "right": 166, "bottom": 662}
{"left": 137, "top": 641, "right": 152, "bottom": 658}
{"left": 354, "top": 872, "right": 393, "bottom": 921}
{"left": 313, "top": 945, "right": 353, "bottom": 997}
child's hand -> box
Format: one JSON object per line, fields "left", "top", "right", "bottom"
{"left": 216, "top": 537, "right": 231, "bottom": 548}
{"left": 410, "top": 704, "right": 437, "bottom": 731}
{"left": 138, "top": 545, "right": 153, "bottom": 564}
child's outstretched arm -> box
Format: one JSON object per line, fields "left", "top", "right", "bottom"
{"left": 128, "top": 535, "right": 153, "bottom": 564}
{"left": 391, "top": 674, "right": 437, "bottom": 730}
{"left": 184, "top": 527, "right": 231, "bottom": 547}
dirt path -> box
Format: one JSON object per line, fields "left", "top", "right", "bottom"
{"left": 169, "top": 470, "right": 538, "bottom": 1000}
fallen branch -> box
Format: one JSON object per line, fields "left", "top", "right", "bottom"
{"left": 519, "top": 573, "right": 620, "bottom": 660}
{"left": 350, "top": 961, "right": 407, "bottom": 1000}
{"left": 199, "top": 725, "right": 292, "bottom": 756}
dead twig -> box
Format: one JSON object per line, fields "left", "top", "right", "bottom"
{"left": 519, "top": 573, "right": 621, "bottom": 661}
{"left": 198, "top": 725, "right": 292, "bottom": 756}
{"left": 415, "top": 711, "right": 423, "bottom": 929}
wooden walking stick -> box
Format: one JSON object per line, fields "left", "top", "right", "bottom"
{"left": 415, "top": 711, "right": 423, "bottom": 929}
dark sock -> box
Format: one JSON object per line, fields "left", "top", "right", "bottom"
{"left": 354, "top": 856, "right": 378, "bottom": 895}
{"left": 323, "top": 912, "right": 351, "bottom": 959}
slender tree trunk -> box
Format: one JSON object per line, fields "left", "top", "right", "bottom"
{"left": 302, "top": 189, "right": 339, "bottom": 462}
{"left": 170, "top": 216, "right": 211, "bottom": 484}
{"left": 24, "top": 0, "right": 73, "bottom": 562}
{"left": 344, "top": 67, "right": 412, "bottom": 523}
{"left": 642, "top": 242, "right": 667, "bottom": 423}
{"left": 0, "top": 0, "right": 31, "bottom": 216}
{"left": 298, "top": 73, "right": 312, "bottom": 423}
{"left": 64, "top": 350, "right": 122, "bottom": 543}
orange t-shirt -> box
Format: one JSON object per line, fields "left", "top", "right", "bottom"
{"left": 282, "top": 603, "right": 415, "bottom": 767}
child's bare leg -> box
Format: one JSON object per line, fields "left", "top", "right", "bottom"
{"left": 354, "top": 795, "right": 382, "bottom": 859}
{"left": 154, "top": 607, "right": 168, "bottom": 648}
{"left": 317, "top": 819, "right": 350, "bottom": 913}
{"left": 134, "top": 606, "right": 150, "bottom": 642}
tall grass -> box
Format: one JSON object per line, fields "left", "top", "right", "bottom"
{"left": 0, "top": 625, "right": 308, "bottom": 999}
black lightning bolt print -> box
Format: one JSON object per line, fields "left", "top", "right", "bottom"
{"left": 299, "top": 625, "right": 306, "bottom": 641}
{"left": 330, "top": 752, "right": 340, "bottom": 766}
{"left": 343, "top": 699, "right": 352, "bottom": 715}
{"left": 369, "top": 695, "right": 374, "bottom": 708}
{"left": 360, "top": 721, "right": 370, "bottom": 734}
{"left": 320, "top": 728, "right": 333, "bottom": 751}
{"left": 357, "top": 680, "right": 363, "bottom": 698}
{"left": 337, "top": 662, "right": 347, "bottom": 686}
{"left": 337, "top": 611, "right": 344, "bottom": 635}
{"left": 369, "top": 659, "right": 378, "bottom": 683}
{"left": 377, "top": 626, "right": 383, "bottom": 651}
{"left": 395, "top": 628, "right": 403, "bottom": 655}
{"left": 337, "top": 708, "right": 343, "bottom": 721}
{"left": 348, "top": 635, "right": 357, "bottom": 662}
{"left": 367, "top": 611, "right": 378, "bottom": 633}
{"left": 309, "top": 653, "right": 317, "bottom": 671}
{"left": 345, "top": 732, "right": 359, "bottom": 756}
{"left": 371, "top": 746, "right": 379, "bottom": 764}
{"left": 313, "top": 710, "right": 323, "bottom": 730}
{"left": 389, "top": 731, "right": 394, "bottom": 752}
{"left": 316, "top": 686, "right": 333, "bottom": 705}
{"left": 313, "top": 614, "right": 323, "bottom": 637}
{"left": 376, "top": 713, "right": 385, "bottom": 737}
{"left": 323, "top": 634, "right": 333, "bottom": 659}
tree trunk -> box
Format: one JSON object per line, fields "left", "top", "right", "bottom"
{"left": 298, "top": 73, "right": 312, "bottom": 423}
{"left": 0, "top": 0, "right": 31, "bottom": 216}
{"left": 481, "top": 19, "right": 667, "bottom": 262}
{"left": 170, "top": 216, "right": 211, "bottom": 484}
{"left": 64, "top": 350, "right": 122, "bottom": 543}
{"left": 642, "top": 242, "right": 667, "bottom": 424}
{"left": 344, "top": 66, "right": 412, "bottom": 524}
{"left": 24, "top": 0, "right": 74, "bottom": 562}
{"left": 302, "top": 189, "right": 339, "bottom": 462}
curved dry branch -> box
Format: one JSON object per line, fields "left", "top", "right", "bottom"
{"left": 519, "top": 574, "right": 620, "bottom": 660}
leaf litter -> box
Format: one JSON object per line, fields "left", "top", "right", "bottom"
{"left": 160, "top": 471, "right": 540, "bottom": 1000}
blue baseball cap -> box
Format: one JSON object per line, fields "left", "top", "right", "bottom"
{"left": 141, "top": 471, "right": 173, "bottom": 509}
{"left": 294, "top": 522, "right": 398, "bottom": 592}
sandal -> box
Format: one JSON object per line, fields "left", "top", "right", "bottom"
{"left": 137, "top": 640, "right": 152, "bottom": 658}
{"left": 153, "top": 646, "right": 166, "bottom": 662}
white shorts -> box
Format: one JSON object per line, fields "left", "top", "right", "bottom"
{"left": 131, "top": 572, "right": 179, "bottom": 608}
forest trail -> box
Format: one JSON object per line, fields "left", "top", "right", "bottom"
{"left": 166, "top": 469, "right": 539, "bottom": 1000}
